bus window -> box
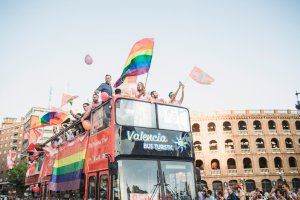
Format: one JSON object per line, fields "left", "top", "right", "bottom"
{"left": 157, "top": 105, "right": 190, "bottom": 132}
{"left": 112, "top": 174, "right": 120, "bottom": 200}
{"left": 88, "top": 176, "right": 96, "bottom": 200}
{"left": 99, "top": 174, "right": 108, "bottom": 200}
{"left": 161, "top": 161, "right": 197, "bottom": 199}
{"left": 91, "top": 102, "right": 111, "bottom": 135}
{"left": 116, "top": 99, "right": 156, "bottom": 128}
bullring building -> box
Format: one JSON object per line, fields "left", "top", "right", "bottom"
{"left": 191, "top": 109, "right": 300, "bottom": 193}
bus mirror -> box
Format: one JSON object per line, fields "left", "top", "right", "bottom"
{"left": 109, "top": 162, "right": 118, "bottom": 172}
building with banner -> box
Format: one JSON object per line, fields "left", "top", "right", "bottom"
{"left": 0, "top": 117, "right": 24, "bottom": 190}
{"left": 191, "top": 109, "right": 300, "bottom": 193}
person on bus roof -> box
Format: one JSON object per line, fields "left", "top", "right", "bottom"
{"left": 70, "top": 103, "right": 89, "bottom": 120}
{"left": 150, "top": 90, "right": 165, "bottom": 103}
{"left": 81, "top": 93, "right": 101, "bottom": 122}
{"left": 169, "top": 81, "right": 184, "bottom": 105}
{"left": 95, "top": 74, "right": 112, "bottom": 96}
{"left": 135, "top": 82, "right": 149, "bottom": 100}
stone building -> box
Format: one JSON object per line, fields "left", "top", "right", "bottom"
{"left": 191, "top": 109, "right": 300, "bottom": 193}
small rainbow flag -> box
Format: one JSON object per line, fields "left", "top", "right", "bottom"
{"left": 49, "top": 134, "right": 88, "bottom": 191}
{"left": 114, "top": 38, "right": 154, "bottom": 87}
{"left": 31, "top": 112, "right": 68, "bottom": 129}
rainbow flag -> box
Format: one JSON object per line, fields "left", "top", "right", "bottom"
{"left": 114, "top": 38, "right": 154, "bottom": 87}
{"left": 48, "top": 134, "right": 88, "bottom": 191}
{"left": 31, "top": 111, "right": 68, "bottom": 129}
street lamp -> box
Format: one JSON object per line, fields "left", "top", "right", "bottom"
{"left": 295, "top": 91, "right": 300, "bottom": 113}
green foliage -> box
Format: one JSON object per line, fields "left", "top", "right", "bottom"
{"left": 7, "top": 162, "right": 27, "bottom": 197}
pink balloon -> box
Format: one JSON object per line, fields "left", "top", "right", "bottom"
{"left": 85, "top": 54, "right": 93, "bottom": 65}
{"left": 101, "top": 92, "right": 110, "bottom": 102}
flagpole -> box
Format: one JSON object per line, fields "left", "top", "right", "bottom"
{"left": 144, "top": 72, "right": 150, "bottom": 90}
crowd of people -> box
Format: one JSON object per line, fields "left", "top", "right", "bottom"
{"left": 49, "top": 74, "right": 185, "bottom": 146}
{"left": 198, "top": 182, "right": 300, "bottom": 200}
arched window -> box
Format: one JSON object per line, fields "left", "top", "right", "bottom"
{"left": 282, "top": 120, "right": 290, "bottom": 130}
{"left": 253, "top": 120, "right": 262, "bottom": 130}
{"left": 208, "top": 122, "right": 216, "bottom": 132}
{"left": 268, "top": 120, "right": 276, "bottom": 130}
{"left": 225, "top": 139, "right": 234, "bottom": 150}
{"left": 243, "top": 158, "right": 252, "bottom": 169}
{"left": 289, "top": 157, "right": 297, "bottom": 168}
{"left": 285, "top": 138, "right": 293, "bottom": 148}
{"left": 296, "top": 121, "right": 300, "bottom": 131}
{"left": 274, "top": 157, "right": 282, "bottom": 168}
{"left": 241, "top": 139, "right": 249, "bottom": 149}
{"left": 271, "top": 138, "right": 280, "bottom": 148}
{"left": 212, "top": 181, "right": 223, "bottom": 192}
{"left": 238, "top": 121, "right": 247, "bottom": 130}
{"left": 292, "top": 178, "right": 300, "bottom": 190}
{"left": 259, "top": 157, "right": 268, "bottom": 168}
{"left": 200, "top": 180, "right": 208, "bottom": 189}
{"left": 227, "top": 158, "right": 236, "bottom": 169}
{"left": 195, "top": 159, "right": 204, "bottom": 170}
{"left": 209, "top": 140, "right": 218, "bottom": 150}
{"left": 193, "top": 141, "right": 202, "bottom": 151}
{"left": 211, "top": 159, "right": 220, "bottom": 170}
{"left": 229, "top": 180, "right": 238, "bottom": 190}
{"left": 261, "top": 179, "right": 272, "bottom": 193}
{"left": 223, "top": 121, "right": 232, "bottom": 131}
{"left": 245, "top": 180, "right": 256, "bottom": 192}
{"left": 192, "top": 123, "right": 200, "bottom": 132}
{"left": 256, "top": 138, "right": 265, "bottom": 149}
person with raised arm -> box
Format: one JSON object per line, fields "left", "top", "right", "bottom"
{"left": 169, "top": 81, "right": 184, "bottom": 105}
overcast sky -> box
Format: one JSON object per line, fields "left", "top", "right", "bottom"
{"left": 0, "top": 0, "right": 300, "bottom": 121}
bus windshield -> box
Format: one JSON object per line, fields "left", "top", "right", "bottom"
{"left": 116, "top": 99, "right": 190, "bottom": 132}
{"left": 118, "top": 160, "right": 197, "bottom": 200}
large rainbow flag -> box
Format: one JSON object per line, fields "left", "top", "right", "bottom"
{"left": 114, "top": 38, "right": 154, "bottom": 87}
{"left": 48, "top": 134, "right": 88, "bottom": 191}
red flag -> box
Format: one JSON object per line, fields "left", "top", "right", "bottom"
{"left": 26, "top": 143, "right": 36, "bottom": 152}
{"left": 61, "top": 93, "right": 79, "bottom": 107}
{"left": 189, "top": 66, "right": 214, "bottom": 85}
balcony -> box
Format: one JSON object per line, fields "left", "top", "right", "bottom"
{"left": 296, "top": 131, "right": 300, "bottom": 135}
{"left": 271, "top": 148, "right": 280, "bottom": 153}
{"left": 283, "top": 130, "right": 291, "bottom": 135}
{"left": 259, "top": 168, "right": 269, "bottom": 174}
{"left": 275, "top": 168, "right": 284, "bottom": 173}
{"left": 208, "top": 131, "right": 216, "bottom": 134}
{"left": 209, "top": 150, "right": 218, "bottom": 154}
{"left": 269, "top": 130, "right": 277, "bottom": 135}
{"left": 211, "top": 169, "right": 221, "bottom": 175}
{"left": 241, "top": 149, "right": 250, "bottom": 154}
{"left": 238, "top": 130, "right": 248, "bottom": 135}
{"left": 223, "top": 131, "right": 232, "bottom": 134}
{"left": 10, "top": 143, "right": 18, "bottom": 147}
{"left": 254, "top": 130, "right": 263, "bottom": 135}
{"left": 286, "top": 148, "right": 295, "bottom": 154}
{"left": 257, "top": 149, "right": 266, "bottom": 154}
{"left": 225, "top": 149, "right": 235, "bottom": 154}
{"left": 195, "top": 151, "right": 202, "bottom": 157}
{"left": 290, "top": 167, "right": 298, "bottom": 173}
{"left": 244, "top": 169, "right": 253, "bottom": 174}
{"left": 228, "top": 169, "right": 237, "bottom": 175}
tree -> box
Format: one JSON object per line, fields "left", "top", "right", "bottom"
{"left": 7, "top": 162, "right": 27, "bottom": 197}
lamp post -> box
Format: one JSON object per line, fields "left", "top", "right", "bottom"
{"left": 295, "top": 91, "right": 300, "bottom": 113}
{"left": 278, "top": 165, "right": 285, "bottom": 183}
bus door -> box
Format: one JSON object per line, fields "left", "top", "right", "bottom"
{"left": 98, "top": 171, "right": 109, "bottom": 200}
{"left": 87, "top": 172, "right": 97, "bottom": 200}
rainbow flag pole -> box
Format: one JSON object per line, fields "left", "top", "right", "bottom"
{"left": 114, "top": 38, "right": 154, "bottom": 88}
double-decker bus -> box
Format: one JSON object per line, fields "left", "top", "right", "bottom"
{"left": 35, "top": 96, "right": 198, "bottom": 200}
